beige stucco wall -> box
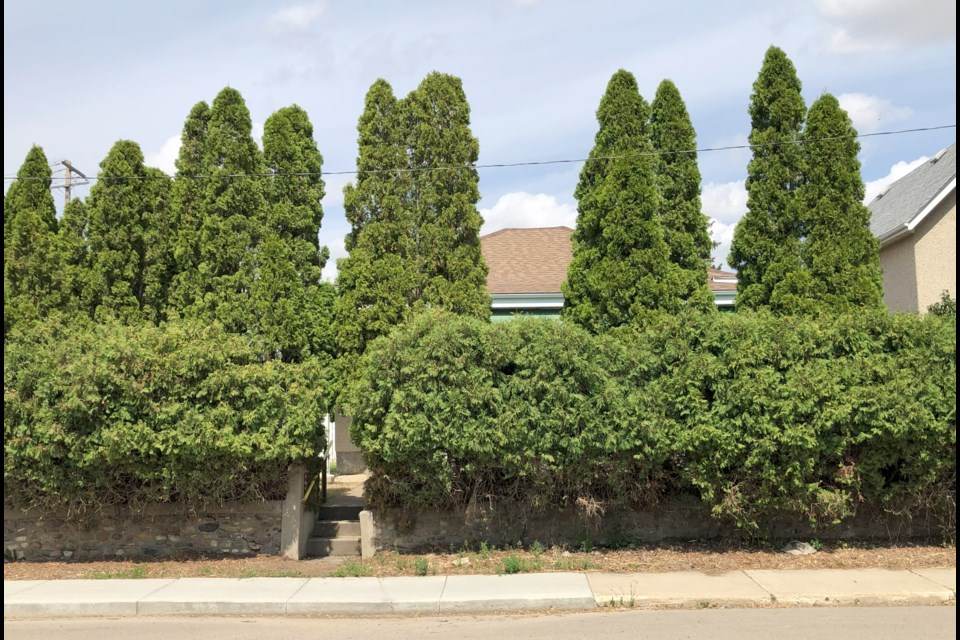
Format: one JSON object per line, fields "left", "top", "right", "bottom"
{"left": 879, "top": 189, "right": 956, "bottom": 313}
{"left": 913, "top": 190, "right": 956, "bottom": 311}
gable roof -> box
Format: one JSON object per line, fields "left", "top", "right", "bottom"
{"left": 480, "top": 226, "right": 737, "bottom": 295}
{"left": 869, "top": 143, "right": 956, "bottom": 244}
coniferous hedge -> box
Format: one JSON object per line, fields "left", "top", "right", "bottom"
{"left": 4, "top": 319, "right": 332, "bottom": 512}
{"left": 345, "top": 310, "right": 956, "bottom": 536}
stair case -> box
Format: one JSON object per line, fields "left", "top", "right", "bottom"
{"left": 305, "top": 503, "right": 362, "bottom": 557}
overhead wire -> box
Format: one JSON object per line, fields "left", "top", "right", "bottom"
{"left": 3, "top": 124, "right": 955, "bottom": 183}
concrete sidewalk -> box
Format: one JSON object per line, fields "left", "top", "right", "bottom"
{"left": 4, "top": 568, "right": 954, "bottom": 618}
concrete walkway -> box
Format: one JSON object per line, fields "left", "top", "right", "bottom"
{"left": 4, "top": 568, "right": 954, "bottom": 618}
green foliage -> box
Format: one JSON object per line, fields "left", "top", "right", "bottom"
{"left": 729, "top": 46, "right": 806, "bottom": 310}
{"left": 499, "top": 554, "right": 524, "bottom": 575}
{"left": 85, "top": 140, "right": 173, "bottom": 323}
{"left": 347, "top": 310, "right": 956, "bottom": 536}
{"left": 178, "top": 88, "right": 267, "bottom": 333}
{"left": 257, "top": 104, "right": 335, "bottom": 361}
{"left": 650, "top": 79, "right": 714, "bottom": 310}
{"left": 405, "top": 72, "right": 490, "bottom": 319}
{"left": 169, "top": 101, "right": 211, "bottom": 313}
{"left": 928, "top": 291, "right": 956, "bottom": 317}
{"left": 4, "top": 145, "right": 66, "bottom": 336}
{"left": 413, "top": 556, "right": 430, "bottom": 576}
{"left": 335, "top": 74, "right": 489, "bottom": 360}
{"left": 563, "top": 70, "right": 684, "bottom": 332}
{"left": 334, "top": 79, "right": 418, "bottom": 356}
{"left": 58, "top": 198, "right": 91, "bottom": 313}
{"left": 4, "top": 318, "right": 331, "bottom": 512}
{"left": 334, "top": 559, "right": 373, "bottom": 578}
{"left": 770, "top": 93, "right": 883, "bottom": 313}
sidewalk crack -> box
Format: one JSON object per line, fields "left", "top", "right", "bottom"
{"left": 135, "top": 578, "right": 179, "bottom": 616}
{"left": 285, "top": 577, "right": 312, "bottom": 614}
{"left": 741, "top": 570, "right": 776, "bottom": 603}
{"left": 436, "top": 576, "right": 448, "bottom": 613}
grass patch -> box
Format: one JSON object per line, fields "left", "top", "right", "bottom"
{"left": 91, "top": 565, "right": 149, "bottom": 580}
{"left": 414, "top": 557, "right": 430, "bottom": 576}
{"left": 333, "top": 559, "right": 373, "bottom": 578}
{"left": 238, "top": 568, "right": 304, "bottom": 578}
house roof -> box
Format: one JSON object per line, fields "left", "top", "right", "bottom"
{"left": 481, "top": 226, "right": 574, "bottom": 294}
{"left": 868, "top": 143, "right": 956, "bottom": 243}
{"left": 707, "top": 267, "right": 738, "bottom": 292}
{"left": 480, "top": 226, "right": 737, "bottom": 294}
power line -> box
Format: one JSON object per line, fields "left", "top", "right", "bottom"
{"left": 3, "top": 124, "right": 955, "bottom": 183}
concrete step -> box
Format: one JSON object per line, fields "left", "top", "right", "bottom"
{"left": 312, "top": 519, "right": 361, "bottom": 538}
{"left": 305, "top": 536, "right": 361, "bottom": 557}
{"left": 318, "top": 504, "right": 363, "bottom": 521}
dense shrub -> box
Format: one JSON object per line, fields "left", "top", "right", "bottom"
{"left": 4, "top": 319, "right": 331, "bottom": 512}
{"left": 346, "top": 310, "right": 956, "bottom": 535}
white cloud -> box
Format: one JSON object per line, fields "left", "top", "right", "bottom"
{"left": 322, "top": 174, "right": 352, "bottom": 208}
{"left": 479, "top": 191, "right": 577, "bottom": 234}
{"left": 268, "top": 2, "right": 326, "bottom": 33}
{"left": 323, "top": 236, "right": 346, "bottom": 283}
{"left": 144, "top": 135, "right": 180, "bottom": 175}
{"left": 816, "top": 0, "right": 956, "bottom": 52}
{"left": 709, "top": 218, "right": 738, "bottom": 271}
{"left": 701, "top": 180, "right": 748, "bottom": 225}
{"left": 252, "top": 122, "right": 264, "bottom": 149}
{"left": 701, "top": 180, "right": 748, "bottom": 269}
{"left": 837, "top": 93, "right": 912, "bottom": 133}
{"left": 863, "top": 155, "right": 929, "bottom": 203}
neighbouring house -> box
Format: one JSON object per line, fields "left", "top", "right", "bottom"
{"left": 868, "top": 144, "right": 956, "bottom": 313}
{"left": 480, "top": 226, "right": 737, "bottom": 320}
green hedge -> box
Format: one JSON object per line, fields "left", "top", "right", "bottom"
{"left": 4, "top": 319, "right": 331, "bottom": 512}
{"left": 345, "top": 310, "right": 956, "bottom": 535}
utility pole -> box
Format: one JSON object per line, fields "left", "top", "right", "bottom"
{"left": 60, "top": 160, "right": 89, "bottom": 205}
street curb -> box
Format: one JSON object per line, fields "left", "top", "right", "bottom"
{"left": 4, "top": 569, "right": 956, "bottom": 618}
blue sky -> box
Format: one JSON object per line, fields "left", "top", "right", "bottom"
{"left": 3, "top": 0, "right": 956, "bottom": 274}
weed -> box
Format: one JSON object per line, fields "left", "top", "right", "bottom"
{"left": 414, "top": 557, "right": 430, "bottom": 576}
{"left": 577, "top": 535, "right": 594, "bottom": 553}
{"left": 605, "top": 591, "right": 637, "bottom": 609}
{"left": 91, "top": 565, "right": 148, "bottom": 580}
{"left": 530, "top": 540, "right": 546, "bottom": 556}
{"left": 479, "top": 541, "right": 493, "bottom": 559}
{"left": 239, "top": 568, "right": 303, "bottom": 578}
{"left": 334, "top": 559, "right": 372, "bottom": 578}
{"left": 499, "top": 554, "right": 524, "bottom": 575}
{"left": 198, "top": 566, "right": 215, "bottom": 576}
{"left": 696, "top": 600, "right": 712, "bottom": 609}
{"left": 810, "top": 538, "right": 823, "bottom": 551}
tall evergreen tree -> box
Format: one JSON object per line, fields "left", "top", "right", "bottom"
{"left": 404, "top": 72, "right": 490, "bottom": 319}
{"left": 86, "top": 140, "right": 171, "bottom": 322}
{"left": 729, "top": 46, "right": 806, "bottom": 310}
{"left": 562, "top": 70, "right": 682, "bottom": 332}
{"left": 57, "top": 198, "right": 90, "bottom": 315}
{"left": 168, "top": 101, "right": 211, "bottom": 315}
{"left": 334, "top": 79, "right": 417, "bottom": 355}
{"left": 186, "top": 88, "right": 266, "bottom": 333}
{"left": 255, "top": 104, "right": 335, "bottom": 360}
{"left": 650, "top": 78, "right": 714, "bottom": 310}
{"left": 770, "top": 93, "right": 883, "bottom": 312}
{"left": 141, "top": 167, "right": 176, "bottom": 322}
{"left": 4, "top": 145, "right": 65, "bottom": 336}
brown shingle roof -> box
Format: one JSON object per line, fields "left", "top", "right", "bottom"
{"left": 480, "top": 226, "right": 738, "bottom": 294}
{"left": 707, "top": 267, "right": 738, "bottom": 292}
{"left": 481, "top": 227, "right": 573, "bottom": 294}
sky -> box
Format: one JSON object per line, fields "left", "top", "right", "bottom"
{"left": 3, "top": 0, "right": 956, "bottom": 276}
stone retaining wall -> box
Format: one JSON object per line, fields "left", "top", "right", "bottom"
{"left": 372, "top": 498, "right": 937, "bottom": 551}
{"left": 4, "top": 502, "right": 282, "bottom": 560}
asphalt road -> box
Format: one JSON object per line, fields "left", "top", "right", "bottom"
{"left": 5, "top": 607, "right": 957, "bottom": 640}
